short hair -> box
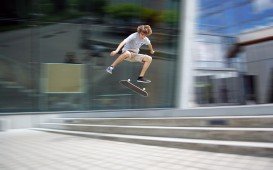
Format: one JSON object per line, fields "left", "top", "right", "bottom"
{"left": 137, "top": 25, "right": 152, "bottom": 36}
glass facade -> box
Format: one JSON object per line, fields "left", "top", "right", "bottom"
{"left": 193, "top": 0, "right": 273, "bottom": 106}
{"left": 1, "top": 0, "right": 272, "bottom": 113}
{"left": 0, "top": 0, "right": 180, "bottom": 112}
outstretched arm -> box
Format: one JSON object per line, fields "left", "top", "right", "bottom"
{"left": 110, "top": 40, "right": 126, "bottom": 56}
{"left": 148, "top": 44, "right": 155, "bottom": 54}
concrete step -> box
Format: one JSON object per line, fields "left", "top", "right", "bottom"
{"left": 32, "top": 128, "right": 273, "bottom": 157}
{"left": 50, "top": 115, "right": 273, "bottom": 128}
{"left": 39, "top": 123, "right": 273, "bottom": 142}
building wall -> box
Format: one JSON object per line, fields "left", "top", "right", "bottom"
{"left": 245, "top": 41, "right": 273, "bottom": 103}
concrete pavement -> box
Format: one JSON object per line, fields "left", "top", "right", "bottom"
{"left": 0, "top": 129, "right": 272, "bottom": 170}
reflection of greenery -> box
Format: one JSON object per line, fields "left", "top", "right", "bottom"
{"left": 141, "top": 8, "right": 162, "bottom": 24}
{"left": 39, "top": 0, "right": 68, "bottom": 14}
{"left": 0, "top": 23, "right": 30, "bottom": 32}
{"left": 1, "top": 0, "right": 180, "bottom": 32}
{"left": 105, "top": 3, "right": 163, "bottom": 25}
{"left": 40, "top": 11, "right": 84, "bottom": 23}
{"left": 105, "top": 3, "right": 178, "bottom": 25}
{"left": 0, "top": 0, "right": 87, "bottom": 32}
{"left": 161, "top": 10, "right": 179, "bottom": 25}
{"left": 38, "top": 0, "right": 85, "bottom": 21}
{"left": 105, "top": 3, "right": 142, "bottom": 20}
{"left": 78, "top": 0, "right": 107, "bottom": 15}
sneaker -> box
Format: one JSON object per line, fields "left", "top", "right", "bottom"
{"left": 137, "top": 77, "right": 151, "bottom": 83}
{"left": 106, "top": 66, "right": 114, "bottom": 74}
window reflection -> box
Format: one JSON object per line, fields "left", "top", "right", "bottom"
{"left": 194, "top": 0, "right": 273, "bottom": 106}
{"left": 0, "top": 0, "right": 180, "bottom": 112}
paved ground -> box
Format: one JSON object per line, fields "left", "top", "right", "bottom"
{"left": 0, "top": 129, "right": 272, "bottom": 170}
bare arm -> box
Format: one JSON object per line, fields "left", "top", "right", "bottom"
{"left": 110, "top": 40, "right": 126, "bottom": 56}
{"left": 148, "top": 44, "right": 155, "bottom": 54}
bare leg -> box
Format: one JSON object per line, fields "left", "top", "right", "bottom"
{"left": 139, "top": 56, "right": 152, "bottom": 77}
{"left": 111, "top": 51, "right": 130, "bottom": 67}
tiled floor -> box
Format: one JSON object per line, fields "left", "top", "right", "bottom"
{"left": 0, "top": 129, "right": 272, "bottom": 170}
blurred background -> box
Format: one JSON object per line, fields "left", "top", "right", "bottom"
{"left": 0, "top": 0, "right": 272, "bottom": 113}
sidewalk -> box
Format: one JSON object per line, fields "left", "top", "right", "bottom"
{"left": 0, "top": 129, "right": 272, "bottom": 170}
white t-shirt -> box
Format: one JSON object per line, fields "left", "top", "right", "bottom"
{"left": 122, "top": 32, "right": 151, "bottom": 54}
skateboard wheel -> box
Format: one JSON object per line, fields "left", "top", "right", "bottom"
{"left": 143, "top": 88, "right": 145, "bottom": 91}
{"left": 128, "top": 79, "right": 131, "bottom": 82}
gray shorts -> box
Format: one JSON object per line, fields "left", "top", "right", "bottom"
{"left": 124, "top": 51, "right": 148, "bottom": 63}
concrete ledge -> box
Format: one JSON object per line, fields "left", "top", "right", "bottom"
{"left": 1, "top": 104, "right": 272, "bottom": 129}
{"left": 50, "top": 115, "right": 273, "bottom": 127}
{"left": 0, "top": 114, "right": 59, "bottom": 130}
{"left": 1, "top": 104, "right": 273, "bottom": 117}
{"left": 60, "top": 104, "right": 273, "bottom": 118}
{"left": 0, "top": 119, "right": 8, "bottom": 131}
{"left": 33, "top": 128, "right": 273, "bottom": 157}
{"left": 39, "top": 122, "right": 273, "bottom": 142}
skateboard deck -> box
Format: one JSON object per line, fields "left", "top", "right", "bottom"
{"left": 119, "top": 79, "right": 148, "bottom": 97}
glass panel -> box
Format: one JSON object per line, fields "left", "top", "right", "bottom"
{"left": 0, "top": 0, "right": 180, "bottom": 113}
{"left": 194, "top": 0, "right": 273, "bottom": 106}
{"left": 0, "top": 7, "right": 38, "bottom": 112}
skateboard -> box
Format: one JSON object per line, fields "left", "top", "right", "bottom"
{"left": 119, "top": 79, "right": 148, "bottom": 97}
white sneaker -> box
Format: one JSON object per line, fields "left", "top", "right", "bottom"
{"left": 106, "top": 66, "right": 114, "bottom": 74}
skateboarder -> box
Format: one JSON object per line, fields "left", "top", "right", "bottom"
{"left": 106, "top": 25, "right": 155, "bottom": 83}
